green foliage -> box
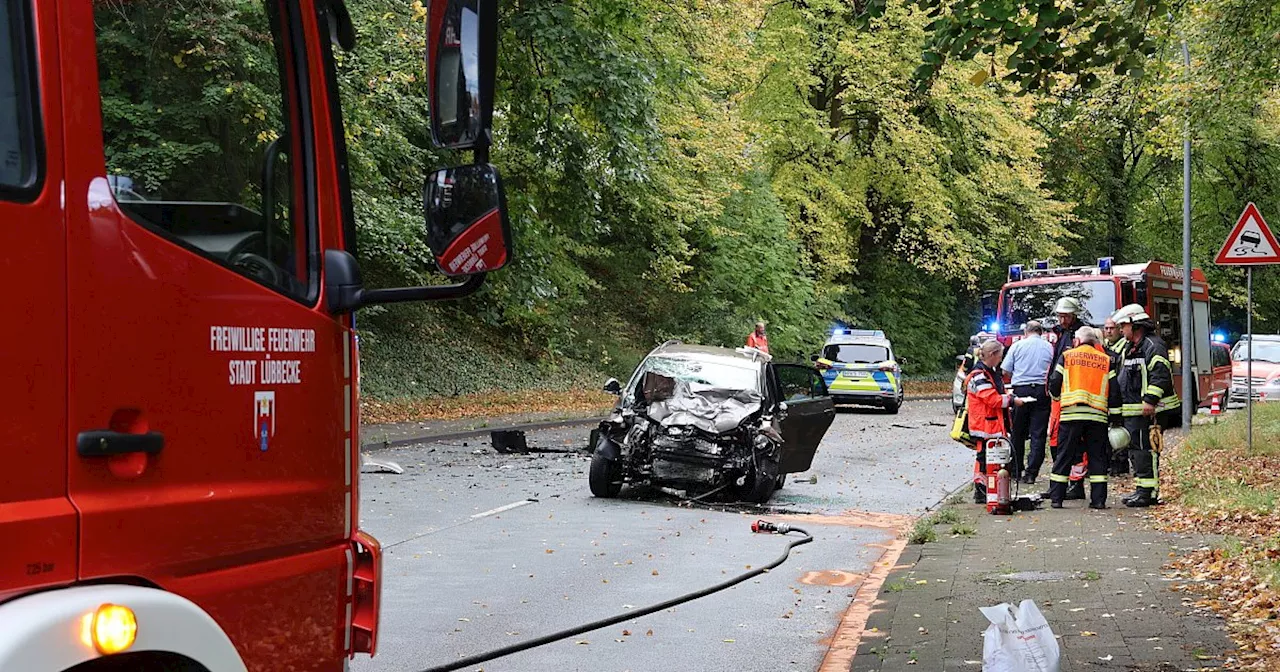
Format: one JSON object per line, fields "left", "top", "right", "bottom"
{"left": 91, "top": 0, "right": 1280, "bottom": 402}
{"left": 858, "top": 0, "right": 1171, "bottom": 93}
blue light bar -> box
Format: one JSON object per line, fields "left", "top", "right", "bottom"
{"left": 1213, "top": 332, "right": 1227, "bottom": 343}
{"left": 1098, "top": 256, "right": 1113, "bottom": 274}
{"left": 1033, "top": 259, "right": 1050, "bottom": 270}
{"left": 1008, "top": 264, "right": 1024, "bottom": 282}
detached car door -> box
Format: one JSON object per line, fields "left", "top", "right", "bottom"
{"left": 772, "top": 364, "right": 836, "bottom": 474}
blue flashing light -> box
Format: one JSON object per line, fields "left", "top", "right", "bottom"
{"left": 1213, "top": 332, "right": 1227, "bottom": 343}
{"left": 1033, "top": 259, "right": 1050, "bottom": 270}
{"left": 833, "top": 329, "right": 846, "bottom": 336}
{"left": 1008, "top": 264, "right": 1024, "bottom": 282}
{"left": 1098, "top": 256, "right": 1113, "bottom": 274}
{"left": 987, "top": 321, "right": 999, "bottom": 333}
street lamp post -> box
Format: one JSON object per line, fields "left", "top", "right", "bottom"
{"left": 1181, "top": 39, "right": 1194, "bottom": 430}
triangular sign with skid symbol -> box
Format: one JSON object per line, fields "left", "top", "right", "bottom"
{"left": 1216, "top": 202, "right": 1280, "bottom": 265}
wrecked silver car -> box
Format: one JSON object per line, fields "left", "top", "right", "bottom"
{"left": 589, "top": 341, "right": 835, "bottom": 504}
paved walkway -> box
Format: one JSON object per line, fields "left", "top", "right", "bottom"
{"left": 849, "top": 486, "right": 1233, "bottom": 671}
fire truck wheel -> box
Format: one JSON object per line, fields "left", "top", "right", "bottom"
{"left": 588, "top": 453, "right": 623, "bottom": 498}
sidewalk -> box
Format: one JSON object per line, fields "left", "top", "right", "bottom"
{"left": 849, "top": 484, "right": 1235, "bottom": 671}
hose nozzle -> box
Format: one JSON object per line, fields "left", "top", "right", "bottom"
{"left": 751, "top": 520, "right": 791, "bottom": 534}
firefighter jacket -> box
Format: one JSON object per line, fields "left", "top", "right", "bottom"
{"left": 1051, "top": 322, "right": 1081, "bottom": 368}
{"left": 965, "top": 362, "right": 1012, "bottom": 439}
{"left": 1117, "top": 334, "right": 1179, "bottom": 417}
{"left": 1048, "top": 344, "right": 1122, "bottom": 423}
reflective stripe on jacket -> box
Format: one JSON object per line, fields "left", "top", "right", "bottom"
{"left": 1048, "top": 344, "right": 1121, "bottom": 423}
{"left": 1117, "top": 334, "right": 1179, "bottom": 416}
{"left": 965, "top": 363, "right": 1012, "bottom": 438}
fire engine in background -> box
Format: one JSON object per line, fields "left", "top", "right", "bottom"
{"left": 984, "top": 258, "right": 1232, "bottom": 409}
{"left": 1, "top": 1, "right": 508, "bottom": 671}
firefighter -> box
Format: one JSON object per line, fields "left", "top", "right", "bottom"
{"left": 1102, "top": 316, "right": 1130, "bottom": 476}
{"left": 1103, "top": 317, "right": 1126, "bottom": 354}
{"left": 965, "top": 339, "right": 1025, "bottom": 503}
{"left": 1048, "top": 297, "right": 1086, "bottom": 500}
{"left": 1046, "top": 327, "right": 1122, "bottom": 509}
{"left": 1112, "top": 304, "right": 1178, "bottom": 507}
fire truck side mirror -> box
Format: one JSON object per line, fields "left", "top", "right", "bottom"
{"left": 426, "top": 0, "right": 498, "bottom": 151}
{"left": 423, "top": 163, "right": 512, "bottom": 277}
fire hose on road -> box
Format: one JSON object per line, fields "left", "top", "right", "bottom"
{"left": 414, "top": 521, "right": 813, "bottom": 672}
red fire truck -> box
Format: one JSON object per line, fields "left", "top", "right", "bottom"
{"left": 1, "top": 0, "right": 507, "bottom": 670}
{"left": 987, "top": 258, "right": 1231, "bottom": 408}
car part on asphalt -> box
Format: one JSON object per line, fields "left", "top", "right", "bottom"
{"left": 413, "top": 521, "right": 814, "bottom": 672}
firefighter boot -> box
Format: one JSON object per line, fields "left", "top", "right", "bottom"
{"left": 1065, "top": 480, "right": 1085, "bottom": 500}
{"left": 1048, "top": 481, "right": 1066, "bottom": 508}
{"left": 1124, "top": 487, "right": 1157, "bottom": 508}
{"left": 1089, "top": 482, "right": 1107, "bottom": 510}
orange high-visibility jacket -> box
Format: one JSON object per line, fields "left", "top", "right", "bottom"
{"left": 965, "top": 364, "right": 1013, "bottom": 439}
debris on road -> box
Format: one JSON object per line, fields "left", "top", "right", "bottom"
{"left": 361, "top": 453, "right": 404, "bottom": 474}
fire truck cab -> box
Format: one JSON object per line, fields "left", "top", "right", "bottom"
{"left": 989, "top": 258, "right": 1227, "bottom": 409}
{"left": 1, "top": 0, "right": 507, "bottom": 670}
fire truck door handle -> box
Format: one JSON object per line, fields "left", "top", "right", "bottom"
{"left": 76, "top": 431, "right": 165, "bottom": 457}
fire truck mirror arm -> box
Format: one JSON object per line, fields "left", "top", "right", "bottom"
{"left": 319, "top": 0, "right": 356, "bottom": 51}
{"left": 324, "top": 249, "right": 486, "bottom": 314}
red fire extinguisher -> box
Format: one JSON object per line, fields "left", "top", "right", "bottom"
{"left": 985, "top": 438, "right": 1014, "bottom": 515}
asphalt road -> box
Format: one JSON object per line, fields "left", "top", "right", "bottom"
{"left": 352, "top": 400, "right": 972, "bottom": 672}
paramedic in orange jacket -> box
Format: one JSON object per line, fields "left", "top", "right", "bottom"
{"left": 966, "top": 339, "right": 1025, "bottom": 503}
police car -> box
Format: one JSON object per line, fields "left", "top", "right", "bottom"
{"left": 814, "top": 329, "right": 905, "bottom": 413}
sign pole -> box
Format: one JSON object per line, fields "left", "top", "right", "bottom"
{"left": 1247, "top": 266, "right": 1253, "bottom": 453}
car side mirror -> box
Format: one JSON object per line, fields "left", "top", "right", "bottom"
{"left": 810, "top": 354, "right": 819, "bottom": 362}
{"left": 423, "top": 164, "right": 512, "bottom": 276}
{"left": 603, "top": 378, "right": 622, "bottom": 395}
{"left": 426, "top": 0, "right": 497, "bottom": 151}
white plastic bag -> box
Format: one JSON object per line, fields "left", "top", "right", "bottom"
{"left": 980, "top": 599, "right": 1060, "bottom": 672}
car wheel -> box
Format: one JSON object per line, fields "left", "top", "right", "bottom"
{"left": 588, "top": 452, "right": 623, "bottom": 498}
{"left": 739, "top": 457, "right": 779, "bottom": 504}
{"left": 885, "top": 398, "right": 900, "bottom": 414}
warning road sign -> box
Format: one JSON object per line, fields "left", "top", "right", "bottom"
{"left": 1216, "top": 202, "right": 1280, "bottom": 265}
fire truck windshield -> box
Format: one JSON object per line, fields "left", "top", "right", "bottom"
{"left": 1000, "top": 279, "right": 1117, "bottom": 331}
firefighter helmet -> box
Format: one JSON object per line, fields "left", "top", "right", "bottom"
{"left": 1112, "top": 304, "right": 1150, "bottom": 325}
{"left": 1054, "top": 297, "right": 1082, "bottom": 315}
{"left": 1108, "top": 426, "right": 1131, "bottom": 453}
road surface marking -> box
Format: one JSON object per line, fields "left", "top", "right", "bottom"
{"left": 817, "top": 537, "right": 909, "bottom": 672}
{"left": 471, "top": 499, "right": 535, "bottom": 519}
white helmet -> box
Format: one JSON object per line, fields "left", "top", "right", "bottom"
{"left": 1112, "top": 304, "right": 1150, "bottom": 325}
{"left": 1108, "top": 426, "right": 1131, "bottom": 453}
{"left": 1054, "top": 297, "right": 1081, "bottom": 315}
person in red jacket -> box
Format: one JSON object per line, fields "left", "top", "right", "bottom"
{"left": 746, "top": 321, "right": 769, "bottom": 353}
{"left": 966, "top": 339, "right": 1025, "bottom": 503}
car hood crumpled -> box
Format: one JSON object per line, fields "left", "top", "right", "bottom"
{"left": 648, "top": 382, "right": 763, "bottom": 434}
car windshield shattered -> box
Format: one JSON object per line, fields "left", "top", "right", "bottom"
{"left": 625, "top": 356, "right": 763, "bottom": 434}
{"left": 626, "top": 356, "right": 759, "bottom": 398}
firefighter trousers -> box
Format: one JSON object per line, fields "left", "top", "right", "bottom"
{"left": 1049, "top": 420, "right": 1108, "bottom": 506}
{"left": 1124, "top": 416, "right": 1159, "bottom": 498}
